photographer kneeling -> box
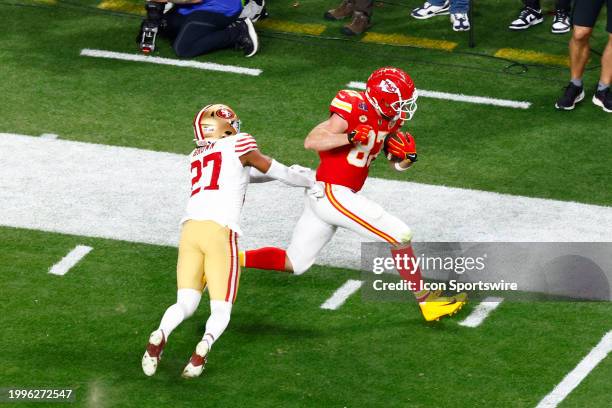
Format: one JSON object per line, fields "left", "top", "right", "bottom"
{"left": 138, "top": 0, "right": 258, "bottom": 58}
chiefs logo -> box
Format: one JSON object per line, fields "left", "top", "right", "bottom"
{"left": 216, "top": 108, "right": 234, "bottom": 119}
{"left": 379, "top": 79, "right": 399, "bottom": 93}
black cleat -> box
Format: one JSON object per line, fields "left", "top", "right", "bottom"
{"left": 555, "top": 82, "right": 585, "bottom": 110}
{"left": 592, "top": 87, "right": 612, "bottom": 113}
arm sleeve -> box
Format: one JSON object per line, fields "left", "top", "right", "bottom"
{"left": 234, "top": 133, "right": 258, "bottom": 157}
{"left": 248, "top": 166, "right": 274, "bottom": 183}
{"left": 263, "top": 160, "right": 315, "bottom": 187}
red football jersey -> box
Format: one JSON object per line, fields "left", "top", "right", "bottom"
{"left": 316, "top": 90, "right": 405, "bottom": 192}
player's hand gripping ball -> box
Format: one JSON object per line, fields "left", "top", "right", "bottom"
{"left": 347, "top": 124, "right": 373, "bottom": 145}
{"left": 384, "top": 131, "right": 418, "bottom": 163}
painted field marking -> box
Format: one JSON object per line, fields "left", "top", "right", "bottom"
{"left": 348, "top": 81, "right": 531, "bottom": 109}
{"left": 98, "top": 0, "right": 144, "bottom": 15}
{"left": 49, "top": 245, "right": 93, "bottom": 276}
{"left": 80, "top": 49, "right": 262, "bottom": 76}
{"left": 458, "top": 297, "right": 504, "bottom": 328}
{"left": 536, "top": 330, "right": 612, "bottom": 408}
{"left": 257, "top": 18, "right": 326, "bottom": 36}
{"left": 2, "top": 133, "right": 612, "bottom": 276}
{"left": 495, "top": 48, "right": 569, "bottom": 68}
{"left": 320, "top": 279, "right": 364, "bottom": 310}
{"left": 362, "top": 32, "right": 457, "bottom": 52}
{"left": 40, "top": 133, "right": 58, "bottom": 139}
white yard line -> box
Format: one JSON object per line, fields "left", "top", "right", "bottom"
{"left": 535, "top": 330, "right": 612, "bottom": 408}
{"left": 320, "top": 279, "right": 364, "bottom": 310}
{"left": 40, "top": 133, "right": 58, "bottom": 139}
{"left": 458, "top": 297, "right": 504, "bottom": 327}
{"left": 2, "top": 133, "right": 612, "bottom": 279}
{"left": 49, "top": 245, "right": 93, "bottom": 276}
{"left": 347, "top": 81, "right": 531, "bottom": 109}
{"left": 80, "top": 49, "right": 262, "bottom": 76}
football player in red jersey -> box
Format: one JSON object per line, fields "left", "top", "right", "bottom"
{"left": 242, "top": 67, "right": 466, "bottom": 321}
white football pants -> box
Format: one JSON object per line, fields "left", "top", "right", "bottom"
{"left": 286, "top": 182, "right": 412, "bottom": 274}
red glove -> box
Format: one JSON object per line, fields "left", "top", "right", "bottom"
{"left": 347, "top": 124, "right": 372, "bottom": 145}
{"left": 385, "top": 131, "right": 418, "bottom": 163}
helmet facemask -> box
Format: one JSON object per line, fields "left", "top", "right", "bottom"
{"left": 390, "top": 89, "right": 418, "bottom": 121}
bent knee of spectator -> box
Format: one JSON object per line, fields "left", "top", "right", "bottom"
{"left": 173, "top": 43, "right": 197, "bottom": 58}
{"left": 572, "top": 26, "right": 592, "bottom": 42}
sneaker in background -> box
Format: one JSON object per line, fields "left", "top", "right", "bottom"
{"left": 555, "top": 82, "right": 585, "bottom": 110}
{"left": 509, "top": 7, "right": 543, "bottom": 30}
{"left": 551, "top": 9, "right": 571, "bottom": 34}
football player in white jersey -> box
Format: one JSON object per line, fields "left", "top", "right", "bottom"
{"left": 142, "top": 104, "right": 313, "bottom": 378}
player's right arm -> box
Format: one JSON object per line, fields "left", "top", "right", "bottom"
{"left": 303, "top": 113, "right": 350, "bottom": 151}
{"left": 238, "top": 139, "right": 314, "bottom": 188}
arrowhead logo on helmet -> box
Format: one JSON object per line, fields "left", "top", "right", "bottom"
{"left": 379, "top": 79, "right": 399, "bottom": 93}
{"left": 193, "top": 104, "right": 241, "bottom": 146}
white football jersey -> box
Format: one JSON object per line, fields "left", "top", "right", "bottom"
{"left": 181, "top": 133, "right": 258, "bottom": 235}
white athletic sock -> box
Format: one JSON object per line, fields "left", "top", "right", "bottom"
{"left": 202, "top": 300, "right": 233, "bottom": 349}
{"left": 158, "top": 288, "right": 201, "bottom": 339}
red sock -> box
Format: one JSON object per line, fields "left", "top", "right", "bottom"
{"left": 390, "top": 245, "right": 430, "bottom": 302}
{"left": 244, "top": 247, "right": 287, "bottom": 271}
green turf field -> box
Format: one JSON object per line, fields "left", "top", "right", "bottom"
{"left": 1, "top": 0, "right": 611, "bottom": 204}
{"left": 1, "top": 0, "right": 611, "bottom": 406}
{"left": 1, "top": 226, "right": 611, "bottom": 407}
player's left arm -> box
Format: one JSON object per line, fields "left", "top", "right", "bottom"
{"left": 240, "top": 150, "right": 314, "bottom": 187}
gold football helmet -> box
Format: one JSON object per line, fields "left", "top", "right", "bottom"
{"left": 193, "top": 104, "right": 241, "bottom": 146}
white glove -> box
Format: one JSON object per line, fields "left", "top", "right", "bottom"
{"left": 307, "top": 182, "right": 325, "bottom": 199}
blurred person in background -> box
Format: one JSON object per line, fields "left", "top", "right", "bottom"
{"left": 555, "top": 0, "right": 611, "bottom": 112}
{"left": 324, "top": 0, "right": 374, "bottom": 35}
{"left": 410, "top": 1, "right": 470, "bottom": 32}
{"left": 137, "top": 0, "right": 258, "bottom": 57}
{"left": 509, "top": 0, "right": 572, "bottom": 34}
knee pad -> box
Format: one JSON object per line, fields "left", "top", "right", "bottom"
{"left": 177, "top": 288, "right": 201, "bottom": 318}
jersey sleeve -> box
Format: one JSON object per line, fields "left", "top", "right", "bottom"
{"left": 329, "top": 90, "right": 359, "bottom": 122}
{"left": 234, "top": 133, "right": 258, "bottom": 157}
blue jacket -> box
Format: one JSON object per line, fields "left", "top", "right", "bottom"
{"left": 178, "top": 0, "right": 242, "bottom": 17}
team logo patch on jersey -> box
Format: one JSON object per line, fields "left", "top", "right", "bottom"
{"left": 379, "top": 79, "right": 399, "bottom": 94}
{"left": 359, "top": 115, "right": 368, "bottom": 123}
{"left": 216, "top": 108, "right": 235, "bottom": 119}
{"left": 358, "top": 102, "right": 368, "bottom": 111}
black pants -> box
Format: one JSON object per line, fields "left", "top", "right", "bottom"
{"left": 163, "top": 9, "right": 240, "bottom": 58}
{"left": 524, "top": 0, "right": 572, "bottom": 12}
{"left": 573, "top": 0, "right": 611, "bottom": 32}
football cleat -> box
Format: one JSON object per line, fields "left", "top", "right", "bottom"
{"left": 182, "top": 340, "right": 210, "bottom": 378}
{"left": 419, "top": 293, "right": 467, "bottom": 322}
{"left": 142, "top": 329, "right": 166, "bottom": 376}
